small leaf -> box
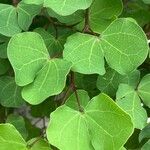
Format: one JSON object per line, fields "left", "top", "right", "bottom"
{"left": 44, "top": 0, "right": 92, "bottom": 16}
{"left": 47, "top": 93, "right": 133, "bottom": 150}
{"left": 0, "top": 123, "right": 27, "bottom": 150}
{"left": 116, "top": 84, "right": 147, "bottom": 129}
{"left": 138, "top": 74, "right": 150, "bottom": 108}
{"left": 101, "top": 18, "right": 149, "bottom": 74}
{"left": 22, "top": 59, "right": 71, "bottom": 105}
{"left": 63, "top": 33, "right": 105, "bottom": 75}
{"left": 0, "top": 4, "right": 21, "bottom": 37}
{"left": 0, "top": 76, "right": 25, "bottom": 108}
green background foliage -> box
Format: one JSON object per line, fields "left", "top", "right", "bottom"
{"left": 0, "top": 0, "right": 150, "bottom": 150}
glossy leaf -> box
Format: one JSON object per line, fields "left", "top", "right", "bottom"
{"left": 116, "top": 84, "right": 147, "bottom": 129}
{"left": 47, "top": 93, "right": 133, "bottom": 150}
{"left": 0, "top": 123, "right": 27, "bottom": 150}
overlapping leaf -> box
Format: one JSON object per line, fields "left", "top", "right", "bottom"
{"left": 7, "top": 32, "right": 72, "bottom": 104}
{"left": 47, "top": 92, "right": 133, "bottom": 150}
{"left": 116, "top": 84, "right": 147, "bottom": 129}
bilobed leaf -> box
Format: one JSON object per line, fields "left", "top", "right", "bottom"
{"left": 22, "top": 59, "right": 71, "bottom": 105}
{"left": 22, "top": 0, "right": 44, "bottom": 5}
{"left": 44, "top": 0, "right": 92, "bottom": 16}
{"left": 7, "top": 32, "right": 49, "bottom": 86}
{"left": 47, "top": 93, "right": 133, "bottom": 150}
{"left": 89, "top": 0, "right": 123, "bottom": 33}
{"left": 97, "top": 68, "right": 140, "bottom": 97}
{"left": 0, "top": 76, "right": 25, "bottom": 108}
{"left": 101, "top": 18, "right": 149, "bottom": 75}
{"left": 138, "top": 74, "right": 150, "bottom": 108}
{"left": 116, "top": 84, "right": 147, "bottom": 129}
{"left": 0, "top": 123, "right": 27, "bottom": 150}
{"left": 6, "top": 114, "right": 28, "bottom": 140}
{"left": 17, "top": 2, "right": 42, "bottom": 31}
{"left": 0, "top": 4, "right": 21, "bottom": 37}
{"left": 63, "top": 32, "right": 105, "bottom": 75}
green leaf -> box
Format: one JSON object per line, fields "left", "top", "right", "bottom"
{"left": 7, "top": 32, "right": 49, "bottom": 86}
{"left": 141, "top": 140, "right": 150, "bottom": 150}
{"left": 0, "top": 4, "right": 21, "bottom": 37}
{"left": 101, "top": 18, "right": 149, "bottom": 74}
{"left": 47, "top": 93, "right": 133, "bottom": 150}
{"left": 22, "top": 59, "right": 71, "bottom": 105}
{"left": 138, "top": 74, "right": 150, "bottom": 108}
{"left": 28, "top": 138, "right": 52, "bottom": 150}
{"left": 0, "top": 76, "right": 25, "bottom": 108}
{"left": 17, "top": 2, "right": 42, "bottom": 31}
{"left": 22, "top": 0, "right": 43, "bottom": 5}
{"left": 6, "top": 114, "right": 28, "bottom": 140}
{"left": 44, "top": 0, "right": 92, "bottom": 16}
{"left": 63, "top": 32, "right": 105, "bottom": 75}
{"left": 89, "top": 0, "right": 123, "bottom": 33}
{"left": 116, "top": 84, "right": 147, "bottom": 129}
{"left": 142, "top": 0, "right": 150, "bottom": 4}
{"left": 139, "top": 123, "right": 150, "bottom": 142}
{"left": 97, "top": 68, "right": 140, "bottom": 97}
{"left": 0, "top": 41, "right": 8, "bottom": 58}
{"left": 0, "top": 123, "right": 27, "bottom": 150}
{"left": 0, "top": 58, "right": 10, "bottom": 75}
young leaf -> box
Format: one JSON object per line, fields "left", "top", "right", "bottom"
{"left": 0, "top": 76, "right": 25, "bottom": 108}
{"left": 47, "top": 93, "right": 133, "bottom": 150}
{"left": 101, "top": 18, "right": 149, "bottom": 75}
{"left": 116, "top": 84, "right": 147, "bottom": 129}
{"left": 63, "top": 33, "right": 105, "bottom": 75}
{"left": 44, "top": 0, "right": 92, "bottom": 16}
{"left": 0, "top": 123, "right": 27, "bottom": 150}
{"left": 138, "top": 74, "right": 150, "bottom": 108}
{"left": 7, "top": 32, "right": 49, "bottom": 86}
{"left": 0, "top": 4, "right": 21, "bottom": 37}
{"left": 22, "top": 59, "right": 71, "bottom": 105}
{"left": 17, "top": 2, "right": 42, "bottom": 31}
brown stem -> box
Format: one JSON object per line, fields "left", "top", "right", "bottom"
{"left": 12, "top": 0, "right": 18, "bottom": 6}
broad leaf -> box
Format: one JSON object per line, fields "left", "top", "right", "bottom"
{"left": 116, "top": 84, "right": 147, "bottom": 129}
{"left": 0, "top": 4, "right": 21, "bottom": 37}
{"left": 22, "top": 59, "right": 71, "bottom": 105}
{"left": 0, "top": 58, "right": 10, "bottom": 75}
{"left": 89, "top": 0, "right": 123, "bottom": 33}
{"left": 97, "top": 68, "right": 140, "bottom": 97}
{"left": 6, "top": 114, "right": 28, "bottom": 140}
{"left": 0, "top": 76, "right": 25, "bottom": 108}
{"left": 17, "top": 2, "right": 42, "bottom": 31}
{"left": 101, "top": 18, "right": 149, "bottom": 74}
{"left": 142, "top": 0, "right": 150, "bottom": 4}
{"left": 22, "top": 0, "right": 43, "bottom": 5}
{"left": 139, "top": 124, "right": 150, "bottom": 142}
{"left": 47, "top": 93, "right": 133, "bottom": 150}
{"left": 141, "top": 140, "right": 150, "bottom": 150}
{"left": 0, "top": 123, "right": 27, "bottom": 150}
{"left": 138, "top": 74, "right": 150, "bottom": 108}
{"left": 44, "top": 0, "right": 92, "bottom": 16}
{"left": 7, "top": 32, "right": 49, "bottom": 86}
{"left": 63, "top": 32, "right": 105, "bottom": 75}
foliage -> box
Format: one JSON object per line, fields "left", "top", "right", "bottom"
{"left": 0, "top": 0, "right": 150, "bottom": 150}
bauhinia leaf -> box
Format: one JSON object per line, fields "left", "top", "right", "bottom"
{"left": 116, "top": 84, "right": 147, "bottom": 129}
{"left": 101, "top": 18, "right": 149, "bottom": 74}
{"left": 0, "top": 4, "right": 21, "bottom": 37}
{"left": 47, "top": 92, "right": 133, "bottom": 150}
{"left": 22, "top": 59, "right": 71, "bottom": 105}
{"left": 0, "top": 76, "right": 25, "bottom": 108}
{"left": 138, "top": 74, "right": 150, "bottom": 108}
{"left": 8, "top": 32, "right": 72, "bottom": 104}
{"left": 0, "top": 123, "right": 27, "bottom": 150}
{"left": 44, "top": 0, "right": 92, "bottom": 16}
{"left": 63, "top": 32, "right": 105, "bottom": 75}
